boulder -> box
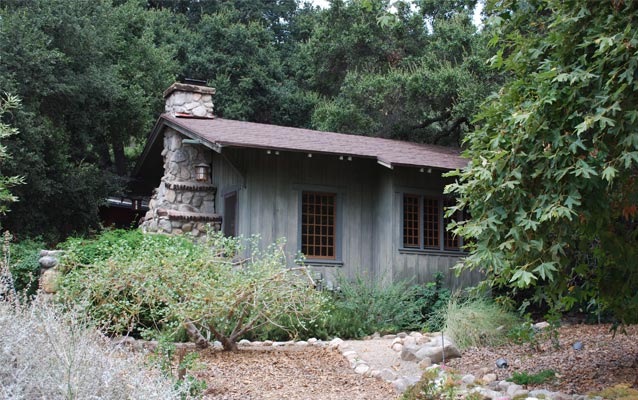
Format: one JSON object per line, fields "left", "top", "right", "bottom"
{"left": 38, "top": 256, "right": 58, "bottom": 269}
{"left": 378, "top": 368, "right": 398, "bottom": 382}
{"left": 41, "top": 268, "right": 61, "bottom": 293}
{"left": 418, "top": 357, "right": 432, "bottom": 369}
{"left": 461, "top": 374, "right": 476, "bottom": 385}
{"left": 400, "top": 344, "right": 420, "bottom": 361}
{"left": 474, "top": 387, "right": 503, "bottom": 400}
{"left": 481, "top": 373, "right": 497, "bottom": 384}
{"left": 391, "top": 343, "right": 403, "bottom": 352}
{"left": 383, "top": 334, "right": 397, "bottom": 340}
{"left": 39, "top": 250, "right": 64, "bottom": 258}
{"left": 533, "top": 321, "right": 550, "bottom": 330}
{"left": 403, "top": 336, "right": 417, "bottom": 347}
{"left": 506, "top": 383, "right": 524, "bottom": 397}
{"left": 392, "top": 378, "right": 409, "bottom": 393}
{"left": 414, "top": 344, "right": 461, "bottom": 364}
{"left": 354, "top": 363, "right": 370, "bottom": 374}
{"left": 328, "top": 338, "right": 344, "bottom": 350}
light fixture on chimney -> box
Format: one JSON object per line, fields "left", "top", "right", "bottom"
{"left": 195, "top": 163, "right": 211, "bottom": 182}
{"left": 132, "top": 198, "right": 141, "bottom": 211}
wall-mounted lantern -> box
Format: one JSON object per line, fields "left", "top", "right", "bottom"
{"left": 132, "top": 198, "right": 141, "bottom": 211}
{"left": 195, "top": 163, "right": 211, "bottom": 182}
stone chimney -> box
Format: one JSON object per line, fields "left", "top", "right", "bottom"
{"left": 164, "top": 82, "right": 215, "bottom": 118}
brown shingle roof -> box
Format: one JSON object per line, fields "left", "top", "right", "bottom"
{"left": 162, "top": 114, "right": 467, "bottom": 170}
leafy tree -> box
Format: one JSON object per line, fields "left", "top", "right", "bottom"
{"left": 0, "top": 0, "right": 177, "bottom": 239}
{"left": 310, "top": 0, "right": 500, "bottom": 145}
{"left": 182, "top": 9, "right": 319, "bottom": 126}
{"left": 448, "top": 0, "right": 638, "bottom": 324}
{"left": 294, "top": 0, "right": 407, "bottom": 98}
{"left": 0, "top": 94, "right": 24, "bottom": 217}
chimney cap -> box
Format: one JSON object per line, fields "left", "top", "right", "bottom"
{"left": 181, "top": 77, "right": 207, "bottom": 86}
{"left": 163, "top": 82, "right": 216, "bottom": 98}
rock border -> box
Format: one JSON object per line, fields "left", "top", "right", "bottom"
{"left": 328, "top": 333, "right": 604, "bottom": 400}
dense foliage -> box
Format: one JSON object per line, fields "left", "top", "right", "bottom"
{"left": 0, "top": 94, "right": 24, "bottom": 217}
{"left": 56, "top": 229, "right": 453, "bottom": 344}
{"left": 448, "top": 0, "right": 638, "bottom": 324}
{"left": 319, "top": 274, "right": 424, "bottom": 338}
{"left": 58, "top": 230, "right": 325, "bottom": 350}
{"left": 8, "top": 237, "right": 45, "bottom": 298}
{"left": 0, "top": 0, "right": 496, "bottom": 240}
{"left": 0, "top": 0, "right": 176, "bottom": 240}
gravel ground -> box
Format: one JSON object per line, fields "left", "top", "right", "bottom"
{"left": 446, "top": 323, "right": 638, "bottom": 395}
{"left": 190, "top": 324, "right": 638, "bottom": 399}
{"left": 195, "top": 345, "right": 398, "bottom": 400}
{"left": 344, "top": 338, "right": 422, "bottom": 379}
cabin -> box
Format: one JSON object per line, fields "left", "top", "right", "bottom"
{"left": 133, "top": 82, "right": 480, "bottom": 288}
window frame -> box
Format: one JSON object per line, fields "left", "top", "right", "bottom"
{"left": 297, "top": 189, "right": 343, "bottom": 264}
{"left": 400, "top": 192, "right": 466, "bottom": 254}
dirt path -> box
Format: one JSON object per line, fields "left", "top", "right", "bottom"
{"left": 195, "top": 345, "right": 398, "bottom": 400}
{"left": 191, "top": 324, "right": 638, "bottom": 399}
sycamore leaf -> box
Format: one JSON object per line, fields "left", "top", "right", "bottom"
{"left": 510, "top": 270, "right": 537, "bottom": 288}
{"left": 533, "top": 262, "right": 558, "bottom": 281}
{"left": 601, "top": 165, "right": 617, "bottom": 182}
{"left": 564, "top": 191, "right": 581, "bottom": 209}
{"left": 621, "top": 152, "right": 638, "bottom": 168}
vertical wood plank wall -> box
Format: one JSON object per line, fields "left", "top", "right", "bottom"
{"left": 210, "top": 147, "right": 481, "bottom": 289}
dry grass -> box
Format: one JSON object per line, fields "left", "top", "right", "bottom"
{"left": 439, "top": 296, "right": 520, "bottom": 349}
{"left": 0, "top": 297, "right": 186, "bottom": 399}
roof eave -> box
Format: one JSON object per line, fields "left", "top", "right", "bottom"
{"left": 132, "top": 117, "right": 166, "bottom": 177}
{"left": 133, "top": 115, "right": 225, "bottom": 177}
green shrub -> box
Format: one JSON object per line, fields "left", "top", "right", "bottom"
{"left": 414, "top": 272, "right": 451, "bottom": 332}
{"left": 436, "top": 295, "right": 521, "bottom": 349}
{"left": 8, "top": 237, "right": 45, "bottom": 298}
{"left": 58, "top": 230, "right": 325, "bottom": 350}
{"left": 508, "top": 369, "right": 556, "bottom": 385}
{"left": 319, "top": 274, "right": 423, "bottom": 339}
{"left": 401, "top": 366, "right": 462, "bottom": 400}
{"left": 149, "top": 336, "right": 207, "bottom": 398}
{"left": 57, "top": 229, "right": 145, "bottom": 272}
{"left": 58, "top": 231, "right": 202, "bottom": 336}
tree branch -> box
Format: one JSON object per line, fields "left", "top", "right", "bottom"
{"left": 411, "top": 111, "right": 452, "bottom": 130}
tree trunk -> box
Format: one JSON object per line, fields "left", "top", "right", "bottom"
{"left": 183, "top": 319, "right": 210, "bottom": 349}
{"left": 219, "top": 336, "right": 238, "bottom": 352}
{"left": 111, "top": 134, "right": 127, "bottom": 176}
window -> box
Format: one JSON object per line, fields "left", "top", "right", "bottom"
{"left": 223, "top": 191, "right": 237, "bottom": 237}
{"left": 402, "top": 194, "right": 465, "bottom": 252}
{"left": 301, "top": 191, "right": 336, "bottom": 259}
{"left": 402, "top": 195, "right": 420, "bottom": 248}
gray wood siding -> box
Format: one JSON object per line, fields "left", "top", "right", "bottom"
{"left": 390, "top": 168, "right": 483, "bottom": 289}
{"left": 210, "top": 149, "right": 480, "bottom": 290}
{"left": 211, "top": 148, "right": 379, "bottom": 285}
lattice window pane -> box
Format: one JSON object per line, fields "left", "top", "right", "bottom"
{"left": 423, "top": 197, "right": 440, "bottom": 248}
{"left": 403, "top": 194, "right": 420, "bottom": 248}
{"left": 302, "top": 192, "right": 336, "bottom": 259}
